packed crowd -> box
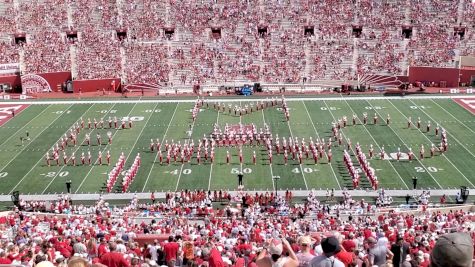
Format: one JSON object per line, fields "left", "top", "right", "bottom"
{"left": 0, "top": 0, "right": 471, "bottom": 84}
{"left": 1, "top": 187, "right": 474, "bottom": 267}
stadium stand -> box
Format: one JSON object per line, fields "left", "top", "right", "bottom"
{"left": 0, "top": 0, "right": 472, "bottom": 87}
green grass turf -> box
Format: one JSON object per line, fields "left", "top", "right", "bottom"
{"left": 0, "top": 98, "right": 474, "bottom": 195}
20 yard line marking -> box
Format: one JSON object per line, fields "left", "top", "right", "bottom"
{"left": 8, "top": 104, "right": 77, "bottom": 194}
{"left": 75, "top": 102, "right": 140, "bottom": 193}
{"left": 379, "top": 100, "right": 445, "bottom": 189}
{"left": 208, "top": 109, "right": 220, "bottom": 190}
{"left": 142, "top": 103, "right": 179, "bottom": 191}
{"left": 302, "top": 101, "right": 341, "bottom": 190}
{"left": 404, "top": 99, "right": 475, "bottom": 187}
{"left": 43, "top": 103, "right": 116, "bottom": 193}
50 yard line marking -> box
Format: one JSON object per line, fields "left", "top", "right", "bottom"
{"left": 8, "top": 104, "right": 76, "bottom": 194}
{"left": 208, "top": 109, "right": 220, "bottom": 190}
{"left": 142, "top": 103, "right": 179, "bottom": 191}
{"left": 302, "top": 101, "right": 341, "bottom": 190}
{"left": 342, "top": 99, "right": 409, "bottom": 189}
{"left": 261, "top": 109, "right": 277, "bottom": 191}
{"left": 74, "top": 102, "right": 140, "bottom": 193}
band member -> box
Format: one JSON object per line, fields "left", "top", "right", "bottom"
{"left": 81, "top": 152, "right": 86, "bottom": 165}
{"left": 114, "top": 116, "right": 118, "bottom": 128}
{"left": 373, "top": 113, "right": 378, "bottom": 124}
{"left": 128, "top": 118, "right": 133, "bottom": 128}
{"left": 417, "top": 117, "right": 421, "bottom": 129}
{"left": 419, "top": 145, "right": 424, "bottom": 159}
{"left": 70, "top": 152, "right": 76, "bottom": 166}
{"left": 45, "top": 152, "right": 51, "bottom": 167}
{"left": 407, "top": 116, "right": 412, "bottom": 128}
{"left": 352, "top": 114, "right": 357, "bottom": 125}
{"left": 435, "top": 124, "right": 440, "bottom": 136}
{"left": 106, "top": 150, "right": 111, "bottom": 165}
{"left": 87, "top": 151, "right": 92, "bottom": 165}
{"left": 363, "top": 113, "right": 368, "bottom": 125}
{"left": 98, "top": 151, "right": 103, "bottom": 165}
{"left": 63, "top": 151, "right": 68, "bottom": 165}
{"left": 380, "top": 146, "right": 385, "bottom": 160}
{"left": 94, "top": 118, "right": 98, "bottom": 129}
{"left": 426, "top": 121, "right": 431, "bottom": 133}
{"left": 96, "top": 133, "right": 101, "bottom": 146}
{"left": 226, "top": 150, "right": 230, "bottom": 165}
{"left": 396, "top": 147, "right": 401, "bottom": 161}
{"left": 159, "top": 151, "right": 163, "bottom": 164}
{"left": 369, "top": 144, "right": 374, "bottom": 159}
{"left": 87, "top": 118, "right": 92, "bottom": 129}
{"left": 408, "top": 148, "right": 414, "bottom": 161}
{"left": 108, "top": 116, "right": 112, "bottom": 128}
{"left": 81, "top": 117, "right": 85, "bottom": 129}
{"left": 430, "top": 144, "right": 436, "bottom": 157}
{"left": 284, "top": 149, "right": 288, "bottom": 165}
{"left": 386, "top": 114, "right": 390, "bottom": 125}
{"left": 150, "top": 139, "right": 155, "bottom": 152}
{"left": 327, "top": 148, "right": 332, "bottom": 163}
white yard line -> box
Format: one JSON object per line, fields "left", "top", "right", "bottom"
{"left": 208, "top": 109, "right": 220, "bottom": 190}
{"left": 302, "top": 101, "right": 341, "bottom": 190}
{"left": 74, "top": 102, "right": 141, "bottom": 193}
{"left": 8, "top": 104, "right": 76, "bottom": 194}
{"left": 404, "top": 99, "right": 475, "bottom": 187}
{"left": 142, "top": 103, "right": 179, "bottom": 191}
{"left": 381, "top": 100, "right": 448, "bottom": 189}
{"left": 429, "top": 99, "right": 475, "bottom": 141}
{"left": 5, "top": 94, "right": 475, "bottom": 105}
{"left": 0, "top": 106, "right": 49, "bottom": 148}
{"left": 342, "top": 99, "right": 409, "bottom": 189}
{"left": 175, "top": 104, "right": 197, "bottom": 191}
{"left": 260, "top": 109, "right": 276, "bottom": 191}
{"left": 42, "top": 103, "right": 115, "bottom": 193}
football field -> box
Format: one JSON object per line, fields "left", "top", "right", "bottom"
{"left": 0, "top": 95, "right": 474, "bottom": 196}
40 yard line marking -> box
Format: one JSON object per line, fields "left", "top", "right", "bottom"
{"left": 142, "top": 103, "right": 179, "bottom": 191}
{"left": 75, "top": 102, "right": 140, "bottom": 193}
{"left": 302, "top": 101, "right": 341, "bottom": 190}
{"left": 343, "top": 99, "right": 409, "bottom": 189}
{"left": 208, "top": 109, "right": 220, "bottom": 190}
{"left": 175, "top": 104, "right": 197, "bottom": 191}
{"left": 8, "top": 104, "right": 77, "bottom": 194}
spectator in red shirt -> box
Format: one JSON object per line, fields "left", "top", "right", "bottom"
{"left": 97, "top": 238, "right": 109, "bottom": 258}
{"left": 100, "top": 242, "right": 130, "bottom": 267}
{"left": 0, "top": 251, "right": 12, "bottom": 265}
{"left": 163, "top": 236, "right": 180, "bottom": 267}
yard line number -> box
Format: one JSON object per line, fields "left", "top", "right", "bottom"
{"left": 43, "top": 171, "right": 69, "bottom": 178}
{"left": 170, "top": 169, "right": 192, "bottom": 175}
{"left": 0, "top": 172, "right": 8, "bottom": 178}
{"left": 414, "top": 166, "right": 439, "bottom": 173}
{"left": 231, "top": 168, "right": 252, "bottom": 174}
{"left": 292, "top": 167, "right": 316, "bottom": 174}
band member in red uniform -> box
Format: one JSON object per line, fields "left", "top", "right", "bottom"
{"left": 63, "top": 152, "right": 68, "bottom": 165}
{"left": 426, "top": 121, "right": 431, "bottom": 133}
{"left": 108, "top": 117, "right": 112, "bottom": 128}
{"left": 106, "top": 150, "right": 111, "bottom": 165}
{"left": 159, "top": 151, "right": 163, "bottom": 164}
{"left": 313, "top": 152, "right": 318, "bottom": 164}
{"left": 284, "top": 150, "right": 288, "bottom": 165}
{"left": 327, "top": 148, "right": 332, "bottom": 163}
{"left": 408, "top": 148, "right": 414, "bottom": 161}
{"left": 70, "top": 152, "right": 76, "bottom": 166}
{"left": 417, "top": 117, "right": 421, "bottom": 129}
{"left": 380, "top": 146, "right": 385, "bottom": 160}
{"left": 239, "top": 149, "right": 243, "bottom": 164}
{"left": 226, "top": 150, "right": 230, "bottom": 165}
{"left": 87, "top": 151, "right": 92, "bottom": 165}
{"left": 128, "top": 118, "right": 133, "bottom": 128}
{"left": 363, "top": 113, "right": 367, "bottom": 125}
{"left": 430, "top": 144, "right": 436, "bottom": 157}
{"left": 81, "top": 152, "right": 86, "bottom": 165}
{"left": 150, "top": 139, "right": 155, "bottom": 152}
{"left": 419, "top": 145, "right": 424, "bottom": 159}
{"left": 352, "top": 114, "right": 357, "bottom": 125}
{"left": 114, "top": 116, "right": 118, "bottom": 128}
{"left": 121, "top": 119, "right": 126, "bottom": 129}
{"left": 396, "top": 147, "right": 401, "bottom": 161}
{"left": 369, "top": 144, "right": 374, "bottom": 159}
{"left": 88, "top": 118, "right": 92, "bottom": 129}
{"left": 98, "top": 151, "right": 103, "bottom": 165}
{"left": 407, "top": 116, "right": 412, "bottom": 128}
{"left": 435, "top": 124, "right": 439, "bottom": 136}
{"left": 386, "top": 114, "right": 390, "bottom": 125}
{"left": 96, "top": 133, "right": 101, "bottom": 146}
{"left": 81, "top": 117, "right": 85, "bottom": 129}
{"left": 196, "top": 151, "right": 201, "bottom": 165}
{"left": 373, "top": 113, "right": 378, "bottom": 124}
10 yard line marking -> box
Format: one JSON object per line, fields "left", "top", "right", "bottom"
{"left": 343, "top": 99, "right": 409, "bottom": 189}
{"left": 142, "top": 103, "right": 179, "bottom": 191}
{"left": 0, "top": 106, "right": 55, "bottom": 177}
{"left": 42, "top": 103, "right": 115, "bottom": 193}
{"left": 0, "top": 106, "right": 49, "bottom": 148}
{"left": 75, "top": 102, "right": 140, "bottom": 193}
{"left": 8, "top": 104, "right": 76, "bottom": 194}
{"left": 302, "top": 101, "right": 341, "bottom": 190}
{"left": 175, "top": 104, "right": 197, "bottom": 191}
{"left": 261, "top": 109, "right": 276, "bottom": 191}
{"left": 208, "top": 109, "right": 220, "bottom": 190}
